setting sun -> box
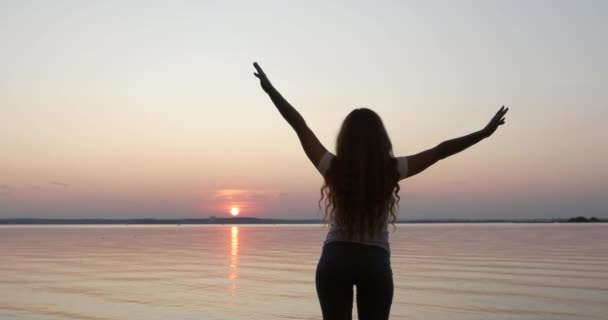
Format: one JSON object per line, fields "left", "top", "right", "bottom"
{"left": 230, "top": 207, "right": 239, "bottom": 216}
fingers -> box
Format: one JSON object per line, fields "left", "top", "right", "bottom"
{"left": 496, "top": 106, "right": 505, "bottom": 116}
{"left": 493, "top": 106, "right": 509, "bottom": 121}
{"left": 500, "top": 107, "right": 509, "bottom": 122}
{"left": 492, "top": 109, "right": 503, "bottom": 121}
{"left": 501, "top": 107, "right": 509, "bottom": 117}
{"left": 253, "top": 62, "right": 265, "bottom": 75}
{"left": 499, "top": 106, "right": 509, "bottom": 116}
{"left": 494, "top": 107, "right": 502, "bottom": 117}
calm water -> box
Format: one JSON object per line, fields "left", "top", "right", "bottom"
{"left": 1, "top": 224, "right": 607, "bottom": 320}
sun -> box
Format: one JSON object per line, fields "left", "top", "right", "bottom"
{"left": 230, "top": 206, "right": 240, "bottom": 216}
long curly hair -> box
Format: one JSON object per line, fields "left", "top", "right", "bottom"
{"left": 319, "top": 108, "right": 401, "bottom": 240}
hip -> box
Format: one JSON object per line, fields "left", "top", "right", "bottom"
{"left": 318, "top": 241, "right": 392, "bottom": 272}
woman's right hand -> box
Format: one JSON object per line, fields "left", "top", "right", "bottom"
{"left": 253, "top": 62, "right": 273, "bottom": 93}
{"left": 482, "top": 106, "right": 509, "bottom": 137}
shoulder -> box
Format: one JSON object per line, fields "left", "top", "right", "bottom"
{"left": 316, "top": 152, "right": 335, "bottom": 175}
{"left": 395, "top": 156, "right": 409, "bottom": 180}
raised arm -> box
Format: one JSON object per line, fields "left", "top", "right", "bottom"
{"left": 253, "top": 62, "right": 328, "bottom": 167}
{"left": 403, "top": 106, "right": 509, "bottom": 179}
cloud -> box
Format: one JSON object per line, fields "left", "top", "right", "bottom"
{"left": 203, "top": 189, "right": 285, "bottom": 213}
{"left": 49, "top": 181, "right": 70, "bottom": 187}
{"left": 447, "top": 180, "right": 468, "bottom": 185}
{"left": 0, "top": 184, "right": 11, "bottom": 196}
{"left": 212, "top": 189, "right": 282, "bottom": 201}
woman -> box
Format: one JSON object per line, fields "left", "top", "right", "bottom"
{"left": 253, "top": 62, "right": 508, "bottom": 320}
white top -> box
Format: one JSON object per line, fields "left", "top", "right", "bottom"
{"left": 316, "top": 152, "right": 409, "bottom": 253}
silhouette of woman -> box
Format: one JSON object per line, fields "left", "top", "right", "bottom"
{"left": 253, "top": 62, "right": 508, "bottom": 320}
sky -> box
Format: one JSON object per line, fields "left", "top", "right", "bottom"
{"left": 1, "top": 0, "right": 606, "bottom": 220}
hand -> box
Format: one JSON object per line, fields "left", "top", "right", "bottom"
{"left": 482, "top": 106, "right": 509, "bottom": 137}
{"left": 253, "top": 62, "right": 273, "bottom": 93}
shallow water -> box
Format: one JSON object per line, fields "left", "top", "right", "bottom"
{"left": 1, "top": 224, "right": 607, "bottom": 320}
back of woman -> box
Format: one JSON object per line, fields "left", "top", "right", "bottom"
{"left": 318, "top": 108, "right": 403, "bottom": 251}
{"left": 252, "top": 62, "right": 508, "bottom": 320}
{"left": 315, "top": 109, "right": 407, "bottom": 319}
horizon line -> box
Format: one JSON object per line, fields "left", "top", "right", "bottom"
{"left": 1, "top": 216, "right": 605, "bottom": 225}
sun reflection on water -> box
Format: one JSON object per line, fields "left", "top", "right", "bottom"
{"left": 229, "top": 226, "right": 239, "bottom": 297}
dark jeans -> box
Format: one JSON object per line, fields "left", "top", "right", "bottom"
{"left": 315, "top": 241, "right": 393, "bottom": 320}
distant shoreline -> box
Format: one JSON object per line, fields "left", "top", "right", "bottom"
{"left": 0, "top": 217, "right": 605, "bottom": 225}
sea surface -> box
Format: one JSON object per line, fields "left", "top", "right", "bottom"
{"left": 1, "top": 224, "right": 607, "bottom": 320}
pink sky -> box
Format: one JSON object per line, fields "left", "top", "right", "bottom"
{"left": 1, "top": 1, "right": 606, "bottom": 219}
